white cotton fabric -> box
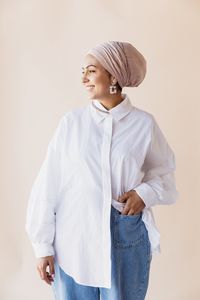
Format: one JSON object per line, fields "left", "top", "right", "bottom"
{"left": 25, "top": 93, "right": 179, "bottom": 288}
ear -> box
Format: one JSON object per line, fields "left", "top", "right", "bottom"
{"left": 110, "top": 75, "right": 117, "bottom": 85}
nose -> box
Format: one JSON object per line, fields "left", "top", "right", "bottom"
{"left": 81, "top": 70, "right": 89, "bottom": 84}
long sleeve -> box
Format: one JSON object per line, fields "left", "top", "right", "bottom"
{"left": 133, "top": 116, "right": 179, "bottom": 209}
{"left": 25, "top": 116, "right": 66, "bottom": 258}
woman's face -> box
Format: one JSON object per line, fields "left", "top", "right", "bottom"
{"left": 81, "top": 54, "right": 113, "bottom": 100}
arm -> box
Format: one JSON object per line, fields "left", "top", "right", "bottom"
{"left": 133, "top": 116, "right": 179, "bottom": 209}
{"left": 25, "top": 116, "right": 66, "bottom": 258}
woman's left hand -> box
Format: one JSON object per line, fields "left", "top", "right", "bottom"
{"left": 118, "top": 190, "right": 146, "bottom": 215}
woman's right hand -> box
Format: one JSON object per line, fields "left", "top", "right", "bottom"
{"left": 36, "top": 255, "right": 55, "bottom": 285}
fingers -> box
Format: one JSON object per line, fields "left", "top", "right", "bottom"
{"left": 127, "top": 209, "right": 135, "bottom": 215}
{"left": 120, "top": 191, "right": 145, "bottom": 215}
{"left": 122, "top": 207, "right": 138, "bottom": 215}
{"left": 118, "top": 191, "right": 129, "bottom": 203}
{"left": 118, "top": 190, "right": 145, "bottom": 215}
{"left": 37, "top": 266, "right": 51, "bottom": 285}
{"left": 49, "top": 257, "right": 55, "bottom": 278}
{"left": 118, "top": 190, "right": 137, "bottom": 204}
{"left": 37, "top": 256, "right": 55, "bottom": 285}
{"left": 121, "top": 198, "right": 132, "bottom": 215}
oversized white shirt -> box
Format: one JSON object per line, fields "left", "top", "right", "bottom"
{"left": 25, "top": 93, "right": 179, "bottom": 288}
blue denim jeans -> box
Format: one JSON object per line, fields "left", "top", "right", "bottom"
{"left": 52, "top": 205, "right": 152, "bottom": 300}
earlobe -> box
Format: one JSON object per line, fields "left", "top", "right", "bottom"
{"left": 110, "top": 75, "right": 117, "bottom": 84}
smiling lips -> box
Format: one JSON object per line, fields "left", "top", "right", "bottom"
{"left": 86, "top": 85, "right": 95, "bottom": 90}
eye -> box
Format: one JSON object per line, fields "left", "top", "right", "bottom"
{"left": 81, "top": 70, "right": 95, "bottom": 74}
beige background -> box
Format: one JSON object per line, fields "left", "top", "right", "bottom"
{"left": 1, "top": 0, "right": 200, "bottom": 299}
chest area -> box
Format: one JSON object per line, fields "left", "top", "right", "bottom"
{"left": 64, "top": 116, "right": 151, "bottom": 168}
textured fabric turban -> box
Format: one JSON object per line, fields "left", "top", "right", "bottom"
{"left": 86, "top": 41, "right": 147, "bottom": 88}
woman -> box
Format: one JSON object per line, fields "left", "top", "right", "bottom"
{"left": 25, "top": 41, "right": 178, "bottom": 300}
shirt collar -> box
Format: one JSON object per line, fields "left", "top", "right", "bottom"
{"left": 89, "top": 93, "right": 134, "bottom": 124}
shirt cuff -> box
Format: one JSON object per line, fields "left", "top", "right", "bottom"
{"left": 133, "top": 182, "right": 158, "bottom": 208}
{"left": 32, "top": 242, "right": 55, "bottom": 258}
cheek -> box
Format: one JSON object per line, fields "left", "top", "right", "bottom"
{"left": 95, "top": 75, "right": 110, "bottom": 88}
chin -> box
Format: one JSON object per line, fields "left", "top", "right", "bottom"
{"left": 88, "top": 93, "right": 97, "bottom": 100}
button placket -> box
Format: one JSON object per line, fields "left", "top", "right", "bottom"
{"left": 101, "top": 114, "right": 113, "bottom": 283}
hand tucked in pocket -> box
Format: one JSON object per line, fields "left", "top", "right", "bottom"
{"left": 118, "top": 190, "right": 146, "bottom": 215}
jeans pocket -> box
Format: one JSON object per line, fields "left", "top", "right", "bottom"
{"left": 113, "top": 213, "right": 145, "bottom": 248}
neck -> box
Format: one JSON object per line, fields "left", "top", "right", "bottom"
{"left": 97, "top": 93, "right": 125, "bottom": 110}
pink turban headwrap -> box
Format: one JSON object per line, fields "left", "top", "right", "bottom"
{"left": 86, "top": 41, "right": 147, "bottom": 88}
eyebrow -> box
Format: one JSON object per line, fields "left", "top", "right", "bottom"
{"left": 81, "top": 64, "right": 97, "bottom": 69}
